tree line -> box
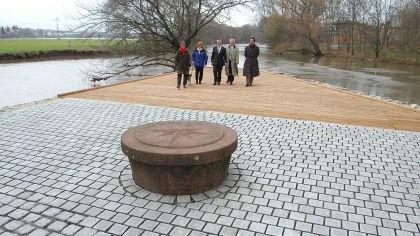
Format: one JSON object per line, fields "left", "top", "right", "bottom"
{"left": 0, "top": 25, "right": 85, "bottom": 38}
{"left": 258, "top": 0, "right": 420, "bottom": 63}
{"left": 195, "top": 22, "right": 263, "bottom": 46}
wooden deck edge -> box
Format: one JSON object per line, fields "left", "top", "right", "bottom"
{"left": 57, "top": 71, "right": 176, "bottom": 97}
{"left": 60, "top": 67, "right": 419, "bottom": 115}
{"left": 261, "top": 69, "right": 420, "bottom": 114}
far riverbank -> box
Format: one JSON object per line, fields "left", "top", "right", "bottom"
{"left": 0, "top": 38, "right": 112, "bottom": 62}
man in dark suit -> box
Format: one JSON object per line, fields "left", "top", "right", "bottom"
{"left": 211, "top": 39, "right": 227, "bottom": 85}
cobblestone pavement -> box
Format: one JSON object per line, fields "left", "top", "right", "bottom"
{"left": 0, "top": 98, "right": 419, "bottom": 236}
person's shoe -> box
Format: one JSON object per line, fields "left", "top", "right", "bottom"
{"left": 195, "top": 81, "right": 198, "bottom": 84}
{"left": 246, "top": 83, "right": 249, "bottom": 87}
{"left": 226, "top": 81, "right": 229, "bottom": 83}
{"left": 218, "top": 82, "right": 221, "bottom": 85}
{"left": 183, "top": 85, "right": 187, "bottom": 88}
{"left": 213, "top": 82, "right": 216, "bottom": 85}
{"left": 177, "top": 85, "right": 180, "bottom": 89}
{"left": 230, "top": 82, "right": 233, "bottom": 85}
{"left": 199, "top": 81, "right": 202, "bottom": 84}
{"left": 250, "top": 83, "right": 253, "bottom": 86}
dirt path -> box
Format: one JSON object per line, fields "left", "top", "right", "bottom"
{"left": 60, "top": 68, "right": 420, "bottom": 132}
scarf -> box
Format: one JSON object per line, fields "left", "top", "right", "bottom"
{"left": 179, "top": 45, "right": 187, "bottom": 55}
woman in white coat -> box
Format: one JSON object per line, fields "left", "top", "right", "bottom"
{"left": 225, "top": 38, "right": 239, "bottom": 85}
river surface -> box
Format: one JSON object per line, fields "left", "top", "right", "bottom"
{"left": 1, "top": 45, "right": 419, "bottom": 108}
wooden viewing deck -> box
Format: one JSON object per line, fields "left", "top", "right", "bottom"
{"left": 59, "top": 68, "right": 420, "bottom": 132}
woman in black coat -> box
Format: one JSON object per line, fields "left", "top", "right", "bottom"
{"left": 243, "top": 37, "right": 260, "bottom": 87}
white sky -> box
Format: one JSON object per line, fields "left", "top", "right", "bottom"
{"left": 0, "top": 0, "right": 255, "bottom": 30}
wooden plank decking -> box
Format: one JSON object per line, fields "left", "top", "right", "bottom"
{"left": 59, "top": 68, "right": 420, "bottom": 132}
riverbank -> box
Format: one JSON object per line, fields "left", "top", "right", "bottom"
{"left": 59, "top": 68, "right": 420, "bottom": 132}
{"left": 0, "top": 98, "right": 56, "bottom": 113}
{"left": 0, "top": 49, "right": 112, "bottom": 62}
{"left": 326, "top": 50, "right": 420, "bottom": 66}
{"left": 0, "top": 38, "right": 113, "bottom": 62}
{"left": 274, "top": 48, "right": 420, "bottom": 65}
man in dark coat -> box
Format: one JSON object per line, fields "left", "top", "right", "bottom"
{"left": 211, "top": 39, "right": 227, "bottom": 85}
{"left": 243, "top": 37, "right": 260, "bottom": 87}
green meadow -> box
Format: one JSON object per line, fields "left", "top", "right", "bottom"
{"left": 0, "top": 38, "right": 107, "bottom": 53}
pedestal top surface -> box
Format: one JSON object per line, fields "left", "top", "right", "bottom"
{"left": 121, "top": 121, "right": 238, "bottom": 166}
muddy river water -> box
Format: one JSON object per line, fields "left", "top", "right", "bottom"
{"left": 1, "top": 45, "right": 419, "bottom": 108}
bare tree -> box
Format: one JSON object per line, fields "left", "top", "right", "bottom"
{"left": 288, "top": 0, "right": 328, "bottom": 56}
{"left": 400, "top": 0, "right": 420, "bottom": 59}
{"left": 322, "top": 0, "right": 342, "bottom": 52}
{"left": 269, "top": 0, "right": 327, "bottom": 56}
{"left": 76, "top": 0, "right": 249, "bottom": 79}
{"left": 359, "top": 0, "right": 401, "bottom": 58}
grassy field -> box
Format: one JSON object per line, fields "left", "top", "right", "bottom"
{"left": 0, "top": 38, "right": 108, "bottom": 53}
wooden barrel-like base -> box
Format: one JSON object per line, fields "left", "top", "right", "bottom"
{"left": 129, "top": 156, "right": 231, "bottom": 195}
{"left": 121, "top": 121, "right": 238, "bottom": 196}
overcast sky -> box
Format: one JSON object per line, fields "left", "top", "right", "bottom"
{"left": 0, "top": 0, "right": 255, "bottom": 30}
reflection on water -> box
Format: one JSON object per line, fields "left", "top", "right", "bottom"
{"left": 0, "top": 58, "right": 171, "bottom": 108}
{"left": 1, "top": 45, "right": 419, "bottom": 108}
{"left": 260, "top": 54, "right": 420, "bottom": 105}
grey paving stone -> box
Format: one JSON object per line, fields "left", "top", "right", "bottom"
{"left": 15, "top": 224, "right": 35, "bottom": 234}
{"left": 202, "top": 222, "right": 222, "bottom": 234}
{"left": 47, "top": 220, "right": 67, "bottom": 231}
{"left": 283, "top": 228, "right": 302, "bottom": 236}
{"left": 313, "top": 224, "right": 330, "bottom": 235}
{"left": 171, "top": 215, "right": 190, "bottom": 227}
{"left": 295, "top": 221, "right": 312, "bottom": 232}
{"left": 169, "top": 226, "right": 191, "bottom": 236}
{"left": 122, "top": 227, "right": 144, "bottom": 236}
{"left": 395, "top": 230, "right": 415, "bottom": 236}
{"left": 216, "top": 215, "right": 234, "bottom": 226}
{"left": 220, "top": 226, "right": 239, "bottom": 236}
{"left": 187, "top": 219, "right": 206, "bottom": 231}
{"left": 0, "top": 99, "right": 419, "bottom": 236}
{"left": 232, "top": 219, "right": 251, "bottom": 230}
{"left": 249, "top": 222, "right": 267, "bottom": 233}
{"left": 107, "top": 223, "right": 129, "bottom": 236}
{"left": 28, "top": 229, "right": 49, "bottom": 236}
{"left": 80, "top": 217, "right": 101, "bottom": 228}
{"left": 138, "top": 219, "right": 158, "bottom": 231}
{"left": 34, "top": 218, "right": 52, "bottom": 228}
{"left": 22, "top": 213, "right": 41, "bottom": 223}
{"left": 61, "top": 224, "right": 81, "bottom": 235}
{"left": 378, "top": 227, "right": 397, "bottom": 236}
{"left": 237, "top": 229, "right": 256, "bottom": 236}
{"left": 153, "top": 222, "right": 173, "bottom": 235}
{"left": 97, "top": 210, "right": 116, "bottom": 221}
{"left": 266, "top": 225, "right": 284, "bottom": 236}
{"left": 331, "top": 228, "right": 348, "bottom": 236}
{"left": 93, "top": 219, "right": 114, "bottom": 231}
{"left": 202, "top": 212, "right": 219, "bottom": 223}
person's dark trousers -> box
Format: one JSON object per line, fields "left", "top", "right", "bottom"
{"left": 227, "top": 60, "right": 234, "bottom": 84}
{"left": 213, "top": 66, "right": 222, "bottom": 85}
{"left": 177, "top": 73, "right": 188, "bottom": 87}
{"left": 228, "top": 75, "right": 234, "bottom": 83}
{"left": 195, "top": 67, "right": 204, "bottom": 84}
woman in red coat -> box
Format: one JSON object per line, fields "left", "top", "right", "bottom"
{"left": 175, "top": 41, "right": 191, "bottom": 89}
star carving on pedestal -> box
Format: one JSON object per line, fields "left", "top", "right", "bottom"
{"left": 151, "top": 127, "right": 216, "bottom": 143}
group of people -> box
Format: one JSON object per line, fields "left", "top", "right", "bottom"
{"left": 174, "top": 37, "right": 260, "bottom": 89}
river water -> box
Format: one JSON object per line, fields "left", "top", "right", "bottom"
{"left": 1, "top": 45, "right": 419, "bottom": 108}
